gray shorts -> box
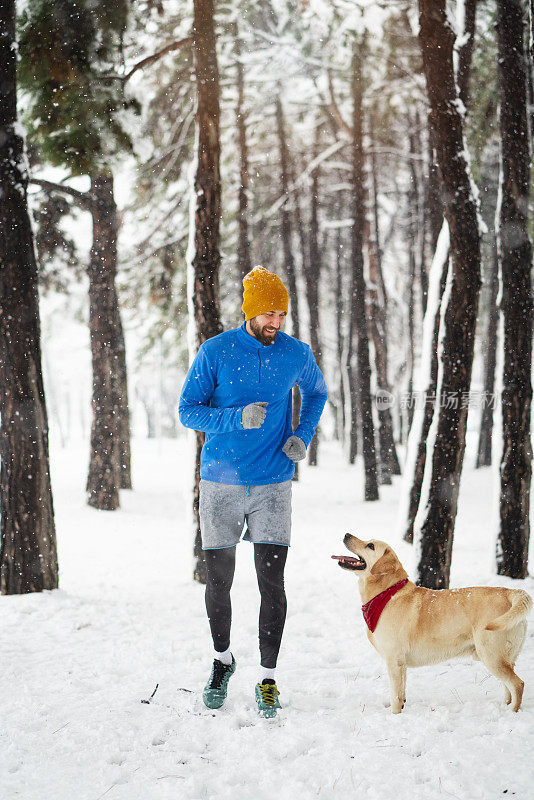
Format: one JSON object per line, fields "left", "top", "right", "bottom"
{"left": 199, "top": 479, "right": 292, "bottom": 549}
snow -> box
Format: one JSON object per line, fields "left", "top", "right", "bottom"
{"left": 1, "top": 436, "right": 533, "bottom": 800}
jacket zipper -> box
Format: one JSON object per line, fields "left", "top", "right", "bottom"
{"left": 257, "top": 351, "right": 261, "bottom": 383}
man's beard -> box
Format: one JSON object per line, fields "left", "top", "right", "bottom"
{"left": 249, "top": 317, "right": 278, "bottom": 346}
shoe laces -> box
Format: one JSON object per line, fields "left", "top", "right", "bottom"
{"left": 209, "top": 659, "right": 231, "bottom": 690}
{"left": 258, "top": 681, "right": 279, "bottom": 706}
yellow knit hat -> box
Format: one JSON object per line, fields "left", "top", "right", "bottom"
{"left": 242, "top": 266, "right": 289, "bottom": 321}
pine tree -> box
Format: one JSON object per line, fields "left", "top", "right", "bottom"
{"left": 0, "top": 0, "right": 58, "bottom": 594}
{"left": 18, "top": 0, "right": 137, "bottom": 507}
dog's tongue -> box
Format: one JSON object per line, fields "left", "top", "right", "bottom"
{"left": 331, "top": 555, "right": 363, "bottom": 566}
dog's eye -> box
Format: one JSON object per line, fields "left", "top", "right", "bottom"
{"left": 367, "top": 542, "right": 375, "bottom": 550}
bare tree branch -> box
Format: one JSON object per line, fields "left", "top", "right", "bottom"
{"left": 123, "top": 37, "right": 193, "bottom": 83}
{"left": 30, "top": 178, "right": 93, "bottom": 211}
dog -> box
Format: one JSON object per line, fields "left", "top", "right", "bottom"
{"left": 332, "top": 534, "right": 532, "bottom": 713}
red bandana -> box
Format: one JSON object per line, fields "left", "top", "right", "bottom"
{"left": 361, "top": 579, "right": 408, "bottom": 633}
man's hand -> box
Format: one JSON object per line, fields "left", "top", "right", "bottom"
{"left": 242, "top": 401, "right": 268, "bottom": 429}
{"left": 282, "top": 435, "right": 306, "bottom": 462}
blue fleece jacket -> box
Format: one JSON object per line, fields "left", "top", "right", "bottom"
{"left": 178, "top": 322, "right": 328, "bottom": 485}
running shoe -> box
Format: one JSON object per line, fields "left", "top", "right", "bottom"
{"left": 202, "top": 656, "right": 236, "bottom": 709}
{"left": 255, "top": 678, "right": 281, "bottom": 718}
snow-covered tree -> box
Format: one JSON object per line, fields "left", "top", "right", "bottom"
{"left": 414, "top": 0, "right": 482, "bottom": 589}
{"left": 18, "top": 0, "right": 139, "bottom": 507}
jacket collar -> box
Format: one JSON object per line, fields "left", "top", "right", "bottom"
{"left": 236, "top": 321, "right": 281, "bottom": 352}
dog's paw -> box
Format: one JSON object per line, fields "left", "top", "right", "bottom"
{"left": 391, "top": 698, "right": 405, "bottom": 714}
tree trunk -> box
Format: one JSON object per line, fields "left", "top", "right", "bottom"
{"left": 456, "top": 0, "right": 478, "bottom": 110}
{"left": 86, "top": 172, "right": 122, "bottom": 510}
{"left": 476, "top": 235, "right": 499, "bottom": 469}
{"left": 346, "top": 345, "right": 359, "bottom": 465}
{"left": 289, "top": 157, "right": 316, "bottom": 478}
{"left": 526, "top": 18, "right": 534, "bottom": 143}
{"left": 401, "top": 224, "right": 450, "bottom": 544}
{"left": 190, "top": 0, "right": 223, "bottom": 584}
{"left": 0, "top": 0, "right": 58, "bottom": 593}
{"left": 495, "top": 0, "right": 533, "bottom": 579}
{"left": 426, "top": 130, "right": 443, "bottom": 258}
{"left": 107, "top": 172, "right": 131, "bottom": 491}
{"left": 370, "top": 139, "right": 388, "bottom": 324}
{"left": 275, "top": 98, "right": 300, "bottom": 340}
{"left": 415, "top": 0, "right": 482, "bottom": 588}
{"left": 234, "top": 22, "right": 251, "bottom": 282}
{"left": 304, "top": 122, "right": 323, "bottom": 467}
{"left": 192, "top": 433, "right": 206, "bottom": 583}
{"left": 351, "top": 42, "right": 379, "bottom": 501}
{"left": 114, "top": 306, "right": 132, "bottom": 490}
{"left": 406, "top": 121, "right": 419, "bottom": 436}
{"left": 403, "top": 0, "right": 477, "bottom": 543}
{"left": 368, "top": 315, "right": 391, "bottom": 484}
{"left": 367, "top": 142, "right": 400, "bottom": 481}
{"left": 275, "top": 98, "right": 302, "bottom": 479}
{"left": 335, "top": 220, "right": 346, "bottom": 444}
{"left": 29, "top": 174, "right": 132, "bottom": 496}
{"left": 288, "top": 151, "right": 312, "bottom": 364}
{"left": 414, "top": 110, "right": 429, "bottom": 319}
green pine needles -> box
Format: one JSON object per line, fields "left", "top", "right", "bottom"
{"left": 18, "top": 0, "right": 139, "bottom": 175}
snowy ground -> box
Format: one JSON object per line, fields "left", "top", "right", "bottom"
{"left": 1, "top": 436, "right": 533, "bottom": 800}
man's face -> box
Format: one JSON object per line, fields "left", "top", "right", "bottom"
{"left": 248, "top": 311, "right": 287, "bottom": 345}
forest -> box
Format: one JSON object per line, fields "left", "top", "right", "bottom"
{"left": 1, "top": 0, "right": 532, "bottom": 591}
{"left": 1, "top": 1, "right": 534, "bottom": 798}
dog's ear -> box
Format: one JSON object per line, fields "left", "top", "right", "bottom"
{"left": 370, "top": 548, "right": 396, "bottom": 576}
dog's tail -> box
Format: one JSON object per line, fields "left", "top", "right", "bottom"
{"left": 485, "top": 590, "right": 533, "bottom": 632}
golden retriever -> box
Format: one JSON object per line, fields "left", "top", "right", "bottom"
{"left": 332, "top": 534, "right": 532, "bottom": 713}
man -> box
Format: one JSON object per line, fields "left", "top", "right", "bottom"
{"left": 179, "top": 266, "right": 327, "bottom": 718}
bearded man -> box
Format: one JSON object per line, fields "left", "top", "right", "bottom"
{"left": 179, "top": 266, "right": 327, "bottom": 718}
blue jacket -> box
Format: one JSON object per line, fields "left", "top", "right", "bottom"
{"left": 178, "top": 322, "right": 328, "bottom": 485}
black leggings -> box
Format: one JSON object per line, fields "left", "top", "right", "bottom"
{"left": 204, "top": 544, "right": 288, "bottom": 669}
